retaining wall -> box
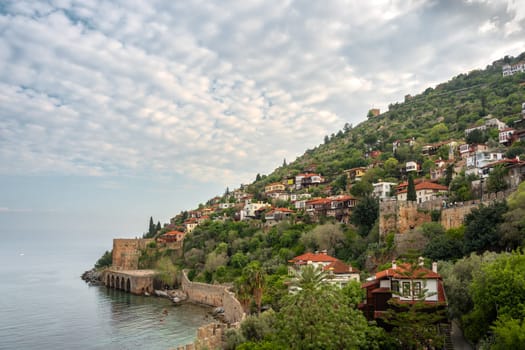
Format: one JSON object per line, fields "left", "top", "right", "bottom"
{"left": 181, "top": 271, "right": 245, "bottom": 324}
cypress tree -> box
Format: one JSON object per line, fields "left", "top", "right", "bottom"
{"left": 407, "top": 174, "right": 417, "bottom": 201}
{"left": 148, "top": 216, "right": 155, "bottom": 237}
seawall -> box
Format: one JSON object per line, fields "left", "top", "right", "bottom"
{"left": 181, "top": 271, "right": 245, "bottom": 324}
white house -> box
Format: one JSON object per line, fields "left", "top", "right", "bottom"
{"left": 359, "top": 260, "right": 447, "bottom": 321}
{"left": 288, "top": 251, "right": 360, "bottom": 288}
{"left": 372, "top": 182, "right": 397, "bottom": 200}
{"left": 466, "top": 151, "right": 504, "bottom": 169}
{"left": 502, "top": 62, "right": 525, "bottom": 76}
{"left": 405, "top": 161, "right": 418, "bottom": 173}
{"left": 240, "top": 201, "right": 270, "bottom": 220}
{"left": 397, "top": 181, "right": 449, "bottom": 203}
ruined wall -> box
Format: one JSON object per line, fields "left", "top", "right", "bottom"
{"left": 379, "top": 201, "right": 433, "bottom": 236}
{"left": 112, "top": 238, "right": 154, "bottom": 270}
{"left": 175, "top": 323, "right": 230, "bottom": 350}
{"left": 380, "top": 189, "right": 515, "bottom": 236}
{"left": 181, "top": 271, "right": 245, "bottom": 324}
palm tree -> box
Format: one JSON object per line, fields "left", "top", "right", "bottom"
{"left": 290, "top": 264, "right": 328, "bottom": 291}
{"left": 243, "top": 262, "right": 266, "bottom": 314}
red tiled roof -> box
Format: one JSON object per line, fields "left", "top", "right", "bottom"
{"left": 273, "top": 207, "right": 295, "bottom": 213}
{"left": 306, "top": 198, "right": 331, "bottom": 205}
{"left": 323, "top": 260, "right": 358, "bottom": 274}
{"left": 329, "top": 195, "right": 356, "bottom": 202}
{"left": 289, "top": 252, "right": 339, "bottom": 264}
{"left": 398, "top": 181, "right": 448, "bottom": 194}
{"left": 481, "top": 158, "right": 524, "bottom": 169}
{"left": 163, "top": 230, "right": 185, "bottom": 236}
{"left": 375, "top": 263, "right": 441, "bottom": 280}
{"left": 361, "top": 279, "right": 379, "bottom": 289}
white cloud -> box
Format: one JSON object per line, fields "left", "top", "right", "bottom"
{"left": 0, "top": 0, "right": 524, "bottom": 187}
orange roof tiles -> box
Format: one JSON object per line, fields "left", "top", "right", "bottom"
{"left": 289, "top": 252, "right": 339, "bottom": 264}
{"left": 375, "top": 263, "right": 441, "bottom": 280}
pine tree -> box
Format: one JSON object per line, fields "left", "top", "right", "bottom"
{"left": 407, "top": 174, "right": 417, "bottom": 201}
{"left": 156, "top": 221, "right": 161, "bottom": 233}
{"left": 148, "top": 216, "right": 155, "bottom": 236}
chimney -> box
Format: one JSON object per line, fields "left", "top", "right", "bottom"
{"left": 432, "top": 262, "right": 438, "bottom": 273}
{"left": 392, "top": 260, "right": 397, "bottom": 269}
{"left": 321, "top": 249, "right": 328, "bottom": 255}
{"left": 418, "top": 256, "right": 424, "bottom": 266}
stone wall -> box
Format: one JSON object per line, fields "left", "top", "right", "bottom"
{"left": 112, "top": 238, "right": 154, "bottom": 270}
{"left": 379, "top": 190, "right": 514, "bottom": 236}
{"left": 379, "top": 201, "right": 433, "bottom": 236}
{"left": 174, "top": 323, "right": 229, "bottom": 350}
{"left": 181, "top": 271, "right": 245, "bottom": 324}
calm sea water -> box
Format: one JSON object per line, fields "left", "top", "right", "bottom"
{"left": 0, "top": 230, "right": 210, "bottom": 350}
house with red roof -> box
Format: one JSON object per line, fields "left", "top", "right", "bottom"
{"left": 288, "top": 250, "right": 360, "bottom": 288}
{"left": 326, "top": 195, "right": 357, "bottom": 223}
{"left": 396, "top": 181, "right": 449, "bottom": 203}
{"left": 359, "top": 260, "right": 447, "bottom": 321}
{"left": 295, "top": 173, "right": 325, "bottom": 190}
{"left": 157, "top": 230, "right": 186, "bottom": 249}
{"left": 184, "top": 218, "right": 199, "bottom": 233}
{"left": 264, "top": 207, "right": 295, "bottom": 225}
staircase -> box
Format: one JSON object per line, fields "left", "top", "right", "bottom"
{"left": 440, "top": 323, "right": 454, "bottom": 350}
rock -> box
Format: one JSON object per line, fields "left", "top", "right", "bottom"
{"left": 212, "top": 307, "right": 224, "bottom": 315}
{"left": 81, "top": 268, "right": 102, "bottom": 286}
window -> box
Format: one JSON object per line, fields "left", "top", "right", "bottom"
{"left": 391, "top": 280, "right": 399, "bottom": 293}
{"left": 402, "top": 282, "right": 411, "bottom": 297}
{"left": 413, "top": 282, "right": 422, "bottom": 297}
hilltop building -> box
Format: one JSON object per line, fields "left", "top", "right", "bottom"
{"left": 502, "top": 62, "right": 525, "bottom": 76}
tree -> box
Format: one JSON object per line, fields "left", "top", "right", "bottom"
{"left": 154, "top": 256, "right": 178, "bottom": 288}
{"left": 243, "top": 261, "right": 266, "bottom": 314}
{"left": 274, "top": 284, "right": 373, "bottom": 349}
{"left": 381, "top": 301, "right": 446, "bottom": 349}
{"left": 500, "top": 182, "right": 525, "bottom": 249}
{"left": 156, "top": 221, "right": 161, "bottom": 233}
{"left": 487, "top": 164, "right": 508, "bottom": 193}
{"left": 463, "top": 202, "right": 507, "bottom": 254}
{"left": 331, "top": 174, "right": 347, "bottom": 194}
{"left": 463, "top": 251, "right": 525, "bottom": 343}
{"left": 491, "top": 317, "right": 525, "bottom": 350}
{"left": 349, "top": 179, "right": 373, "bottom": 198}
{"left": 384, "top": 157, "right": 399, "bottom": 178}
{"left": 148, "top": 216, "right": 155, "bottom": 237}
{"left": 299, "top": 223, "right": 345, "bottom": 256}
{"left": 350, "top": 195, "right": 379, "bottom": 236}
{"left": 407, "top": 174, "right": 417, "bottom": 201}
{"left": 95, "top": 250, "right": 113, "bottom": 269}
{"left": 289, "top": 264, "right": 327, "bottom": 291}
{"left": 466, "top": 129, "right": 488, "bottom": 144}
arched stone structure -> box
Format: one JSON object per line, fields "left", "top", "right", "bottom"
{"left": 102, "top": 269, "right": 155, "bottom": 295}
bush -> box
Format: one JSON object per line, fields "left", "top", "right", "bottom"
{"left": 95, "top": 250, "right": 112, "bottom": 269}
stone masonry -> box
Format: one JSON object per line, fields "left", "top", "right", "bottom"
{"left": 112, "top": 238, "right": 154, "bottom": 270}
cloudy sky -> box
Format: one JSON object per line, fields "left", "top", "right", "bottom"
{"left": 1, "top": 0, "right": 524, "bottom": 239}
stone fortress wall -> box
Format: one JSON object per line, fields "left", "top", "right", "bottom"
{"left": 112, "top": 238, "right": 154, "bottom": 270}
{"left": 379, "top": 189, "right": 513, "bottom": 237}
{"left": 180, "top": 271, "right": 245, "bottom": 324}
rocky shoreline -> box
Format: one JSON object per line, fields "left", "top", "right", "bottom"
{"left": 81, "top": 268, "right": 103, "bottom": 286}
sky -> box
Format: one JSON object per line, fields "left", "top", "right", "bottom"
{"left": 1, "top": 0, "right": 524, "bottom": 240}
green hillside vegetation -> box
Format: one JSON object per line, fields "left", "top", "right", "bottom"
{"left": 99, "top": 52, "right": 525, "bottom": 349}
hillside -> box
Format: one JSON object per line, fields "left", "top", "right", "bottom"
{"left": 95, "top": 51, "right": 525, "bottom": 349}
{"left": 249, "top": 51, "right": 525, "bottom": 192}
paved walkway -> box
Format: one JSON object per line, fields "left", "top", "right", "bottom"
{"left": 450, "top": 320, "right": 473, "bottom": 350}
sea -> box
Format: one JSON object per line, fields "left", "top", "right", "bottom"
{"left": 0, "top": 229, "right": 211, "bottom": 350}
